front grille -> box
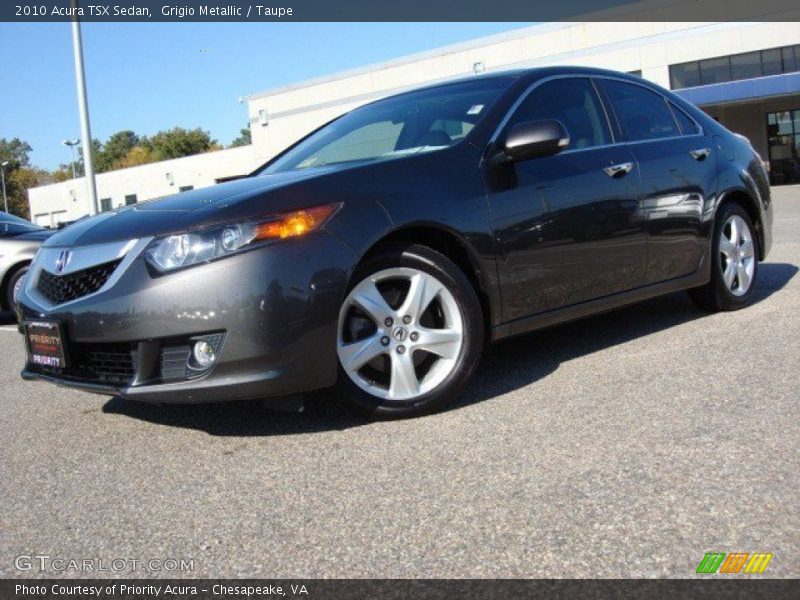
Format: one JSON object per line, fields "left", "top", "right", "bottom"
{"left": 37, "top": 259, "right": 121, "bottom": 304}
{"left": 35, "top": 342, "right": 137, "bottom": 386}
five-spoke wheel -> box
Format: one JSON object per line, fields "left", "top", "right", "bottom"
{"left": 334, "top": 244, "right": 483, "bottom": 419}
{"left": 338, "top": 267, "right": 464, "bottom": 401}
{"left": 689, "top": 201, "right": 759, "bottom": 311}
{"left": 719, "top": 214, "right": 756, "bottom": 297}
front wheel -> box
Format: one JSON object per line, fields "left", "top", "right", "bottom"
{"left": 334, "top": 244, "right": 484, "bottom": 419}
{"left": 689, "top": 202, "right": 759, "bottom": 311}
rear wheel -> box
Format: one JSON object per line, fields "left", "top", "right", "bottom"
{"left": 689, "top": 202, "right": 759, "bottom": 311}
{"left": 334, "top": 244, "right": 483, "bottom": 419}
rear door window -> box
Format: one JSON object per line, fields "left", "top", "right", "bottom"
{"left": 601, "top": 80, "right": 681, "bottom": 142}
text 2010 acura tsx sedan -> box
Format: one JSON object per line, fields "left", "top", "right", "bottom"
{"left": 17, "top": 67, "right": 772, "bottom": 419}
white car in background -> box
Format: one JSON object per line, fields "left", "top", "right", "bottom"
{"left": 0, "top": 212, "right": 53, "bottom": 314}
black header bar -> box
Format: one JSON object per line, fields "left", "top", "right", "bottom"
{"left": 2, "top": 0, "right": 800, "bottom": 22}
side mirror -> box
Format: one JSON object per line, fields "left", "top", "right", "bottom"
{"left": 495, "top": 120, "right": 570, "bottom": 164}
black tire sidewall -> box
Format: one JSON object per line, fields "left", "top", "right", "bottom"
{"left": 711, "top": 203, "right": 759, "bottom": 310}
{"left": 334, "top": 244, "right": 484, "bottom": 419}
{"left": 6, "top": 266, "right": 28, "bottom": 311}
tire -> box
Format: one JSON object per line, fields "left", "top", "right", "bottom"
{"left": 688, "top": 202, "right": 759, "bottom": 312}
{"left": 334, "top": 244, "right": 484, "bottom": 419}
{"left": 5, "top": 265, "right": 29, "bottom": 314}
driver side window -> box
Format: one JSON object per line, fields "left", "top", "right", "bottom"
{"left": 506, "top": 78, "right": 612, "bottom": 150}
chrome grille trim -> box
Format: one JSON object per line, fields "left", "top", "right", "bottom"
{"left": 24, "top": 237, "right": 153, "bottom": 310}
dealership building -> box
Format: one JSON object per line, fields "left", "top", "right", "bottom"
{"left": 28, "top": 19, "right": 800, "bottom": 227}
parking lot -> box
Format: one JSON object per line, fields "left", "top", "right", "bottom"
{"left": 0, "top": 186, "right": 797, "bottom": 579}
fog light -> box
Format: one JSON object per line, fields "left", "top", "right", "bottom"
{"left": 192, "top": 341, "right": 217, "bottom": 368}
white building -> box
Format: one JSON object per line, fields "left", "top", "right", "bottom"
{"left": 29, "top": 19, "right": 800, "bottom": 226}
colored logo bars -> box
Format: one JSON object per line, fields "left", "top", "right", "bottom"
{"left": 696, "top": 552, "right": 774, "bottom": 574}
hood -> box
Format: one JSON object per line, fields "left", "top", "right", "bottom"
{"left": 10, "top": 229, "right": 54, "bottom": 242}
{"left": 44, "top": 167, "right": 341, "bottom": 248}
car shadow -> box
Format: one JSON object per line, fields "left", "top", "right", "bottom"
{"left": 102, "top": 262, "right": 797, "bottom": 436}
{"left": 0, "top": 311, "right": 18, "bottom": 325}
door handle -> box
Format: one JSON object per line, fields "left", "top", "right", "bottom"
{"left": 603, "top": 162, "right": 634, "bottom": 178}
{"left": 690, "top": 147, "right": 711, "bottom": 161}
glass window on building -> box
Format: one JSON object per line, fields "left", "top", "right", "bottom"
{"left": 627, "top": 70, "right": 642, "bottom": 77}
{"left": 700, "top": 56, "right": 731, "bottom": 85}
{"left": 100, "top": 198, "right": 112, "bottom": 212}
{"left": 179, "top": 185, "right": 194, "bottom": 192}
{"left": 766, "top": 109, "right": 800, "bottom": 185}
{"left": 669, "top": 62, "right": 700, "bottom": 89}
{"left": 670, "top": 44, "right": 800, "bottom": 90}
{"left": 124, "top": 194, "right": 137, "bottom": 205}
{"left": 730, "top": 52, "right": 762, "bottom": 80}
{"left": 761, "top": 48, "right": 783, "bottom": 76}
{"left": 781, "top": 46, "right": 797, "bottom": 73}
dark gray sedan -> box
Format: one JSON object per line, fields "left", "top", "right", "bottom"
{"left": 16, "top": 67, "right": 772, "bottom": 419}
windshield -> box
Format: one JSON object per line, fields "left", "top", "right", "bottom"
{"left": 0, "top": 213, "right": 43, "bottom": 237}
{"left": 258, "top": 77, "right": 514, "bottom": 175}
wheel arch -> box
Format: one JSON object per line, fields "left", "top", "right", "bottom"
{"left": 356, "top": 224, "right": 498, "bottom": 337}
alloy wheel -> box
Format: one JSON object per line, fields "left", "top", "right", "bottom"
{"left": 719, "top": 214, "right": 755, "bottom": 297}
{"left": 337, "top": 267, "right": 464, "bottom": 401}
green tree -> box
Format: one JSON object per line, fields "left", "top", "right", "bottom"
{"left": 114, "top": 145, "right": 155, "bottom": 169}
{"left": 8, "top": 167, "right": 52, "bottom": 216}
{"left": 96, "top": 130, "right": 139, "bottom": 172}
{"left": 146, "top": 127, "right": 217, "bottom": 161}
{"left": 230, "top": 125, "right": 251, "bottom": 147}
{"left": 0, "top": 137, "right": 49, "bottom": 217}
{"left": 0, "top": 137, "right": 32, "bottom": 169}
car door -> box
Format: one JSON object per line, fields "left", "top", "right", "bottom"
{"left": 598, "top": 78, "right": 716, "bottom": 284}
{"left": 483, "top": 76, "right": 646, "bottom": 322}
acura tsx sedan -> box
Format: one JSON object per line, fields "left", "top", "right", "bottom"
{"left": 17, "top": 67, "right": 772, "bottom": 419}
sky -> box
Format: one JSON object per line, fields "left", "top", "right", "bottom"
{"left": 0, "top": 22, "right": 532, "bottom": 170}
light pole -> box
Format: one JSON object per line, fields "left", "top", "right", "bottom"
{"left": 1, "top": 160, "right": 9, "bottom": 214}
{"left": 70, "top": 1, "right": 98, "bottom": 215}
{"left": 62, "top": 139, "right": 80, "bottom": 179}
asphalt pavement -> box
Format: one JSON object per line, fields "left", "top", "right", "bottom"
{"left": 1, "top": 186, "right": 798, "bottom": 579}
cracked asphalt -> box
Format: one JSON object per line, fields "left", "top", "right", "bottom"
{"left": 0, "top": 186, "right": 798, "bottom": 579}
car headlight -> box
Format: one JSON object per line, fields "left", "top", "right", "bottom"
{"left": 145, "top": 203, "right": 340, "bottom": 273}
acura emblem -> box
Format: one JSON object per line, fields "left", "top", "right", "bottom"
{"left": 55, "top": 249, "right": 72, "bottom": 273}
{"left": 392, "top": 326, "right": 408, "bottom": 342}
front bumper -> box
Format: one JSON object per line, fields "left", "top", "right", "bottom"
{"left": 17, "top": 232, "right": 355, "bottom": 403}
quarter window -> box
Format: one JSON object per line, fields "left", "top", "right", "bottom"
{"left": 669, "top": 102, "right": 701, "bottom": 135}
{"left": 505, "top": 78, "right": 611, "bottom": 150}
{"left": 602, "top": 80, "right": 680, "bottom": 142}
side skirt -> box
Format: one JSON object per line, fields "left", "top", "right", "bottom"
{"left": 490, "top": 257, "right": 710, "bottom": 342}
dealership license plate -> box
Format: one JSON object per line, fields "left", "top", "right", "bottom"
{"left": 25, "top": 321, "right": 67, "bottom": 369}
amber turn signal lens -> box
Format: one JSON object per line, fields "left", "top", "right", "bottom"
{"left": 254, "top": 204, "right": 340, "bottom": 240}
